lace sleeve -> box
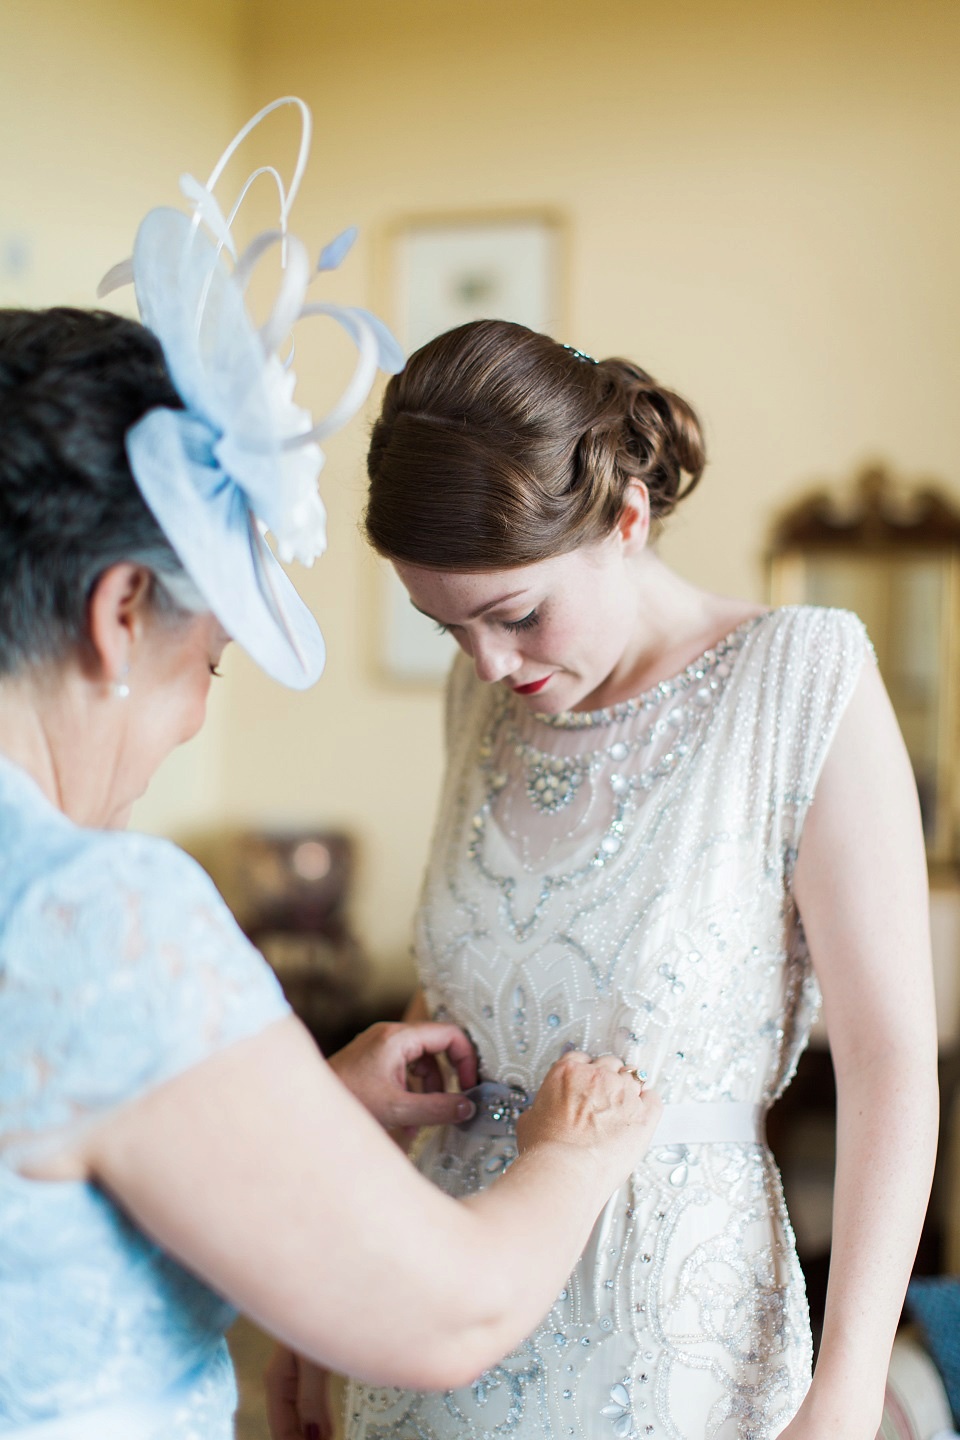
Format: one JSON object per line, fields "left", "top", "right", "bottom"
{"left": 0, "top": 832, "right": 289, "bottom": 1157}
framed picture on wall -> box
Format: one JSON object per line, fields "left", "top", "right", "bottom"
{"left": 387, "top": 208, "right": 565, "bottom": 353}
{"left": 376, "top": 209, "right": 566, "bottom": 683}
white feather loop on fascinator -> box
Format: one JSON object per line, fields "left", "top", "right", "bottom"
{"left": 98, "top": 97, "right": 403, "bottom": 688}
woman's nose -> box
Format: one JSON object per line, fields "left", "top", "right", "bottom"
{"left": 468, "top": 631, "right": 521, "bottom": 685}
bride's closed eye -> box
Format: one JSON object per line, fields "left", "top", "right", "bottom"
{"left": 433, "top": 609, "right": 541, "bottom": 637}
{"left": 503, "top": 610, "right": 540, "bottom": 634}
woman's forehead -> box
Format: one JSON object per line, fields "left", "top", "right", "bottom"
{"left": 394, "top": 550, "right": 597, "bottom": 621}
{"left": 395, "top": 560, "right": 541, "bottom": 610}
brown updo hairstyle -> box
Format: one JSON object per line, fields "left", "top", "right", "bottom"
{"left": 365, "top": 319, "right": 706, "bottom": 570}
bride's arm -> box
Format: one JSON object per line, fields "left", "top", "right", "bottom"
{"left": 784, "top": 662, "right": 938, "bottom": 1439}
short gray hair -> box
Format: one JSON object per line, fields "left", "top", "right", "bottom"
{"left": 0, "top": 307, "right": 211, "bottom": 677}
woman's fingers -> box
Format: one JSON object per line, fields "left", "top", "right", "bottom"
{"left": 391, "top": 1087, "right": 477, "bottom": 1128}
{"left": 327, "top": 1020, "right": 479, "bottom": 1128}
{"left": 397, "top": 1021, "right": 478, "bottom": 1090}
{"left": 516, "top": 1047, "right": 661, "bottom": 1177}
{"left": 590, "top": 1052, "right": 628, "bottom": 1073}
{"left": 407, "top": 1053, "right": 445, "bottom": 1093}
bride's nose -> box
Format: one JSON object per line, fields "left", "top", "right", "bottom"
{"left": 467, "top": 630, "right": 522, "bottom": 685}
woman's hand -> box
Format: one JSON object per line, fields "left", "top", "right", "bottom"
{"left": 516, "top": 1051, "right": 661, "bottom": 1182}
{"left": 327, "top": 1020, "right": 478, "bottom": 1130}
{"left": 265, "top": 1344, "right": 333, "bottom": 1440}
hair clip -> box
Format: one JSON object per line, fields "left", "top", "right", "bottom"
{"left": 561, "top": 343, "right": 597, "bottom": 364}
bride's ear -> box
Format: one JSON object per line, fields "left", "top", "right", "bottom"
{"left": 616, "top": 482, "right": 650, "bottom": 555}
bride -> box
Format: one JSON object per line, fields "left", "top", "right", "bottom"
{"left": 276, "top": 318, "right": 937, "bottom": 1440}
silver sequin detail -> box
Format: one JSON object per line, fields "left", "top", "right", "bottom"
{"left": 346, "top": 607, "right": 873, "bottom": 1440}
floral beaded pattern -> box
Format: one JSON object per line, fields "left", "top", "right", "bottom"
{"left": 345, "top": 606, "right": 872, "bottom": 1440}
{"left": 466, "top": 617, "right": 766, "bottom": 946}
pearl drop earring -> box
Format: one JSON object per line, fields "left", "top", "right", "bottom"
{"left": 111, "top": 665, "right": 131, "bottom": 700}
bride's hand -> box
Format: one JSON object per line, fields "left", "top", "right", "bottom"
{"left": 516, "top": 1052, "right": 662, "bottom": 1181}
{"left": 264, "top": 1344, "right": 335, "bottom": 1440}
{"left": 327, "top": 1020, "right": 478, "bottom": 1131}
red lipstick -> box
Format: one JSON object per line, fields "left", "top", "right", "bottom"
{"left": 512, "top": 675, "right": 552, "bottom": 696}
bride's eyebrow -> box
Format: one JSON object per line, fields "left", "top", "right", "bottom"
{"left": 411, "top": 589, "right": 530, "bottom": 625}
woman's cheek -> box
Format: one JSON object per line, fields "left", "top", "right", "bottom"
{"left": 175, "top": 678, "right": 212, "bottom": 747}
{"left": 535, "top": 620, "right": 572, "bottom": 660}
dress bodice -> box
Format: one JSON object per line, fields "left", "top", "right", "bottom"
{"left": 0, "top": 754, "right": 289, "bottom": 1436}
{"left": 417, "top": 606, "right": 870, "bottom": 1108}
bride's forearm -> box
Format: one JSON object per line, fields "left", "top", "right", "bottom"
{"left": 804, "top": 1048, "right": 938, "bottom": 1435}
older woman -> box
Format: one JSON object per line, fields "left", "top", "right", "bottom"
{"left": 0, "top": 111, "right": 661, "bottom": 1440}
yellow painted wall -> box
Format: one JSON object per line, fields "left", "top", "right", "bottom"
{"left": 1, "top": 0, "right": 250, "bottom": 835}
{"left": 3, "top": 0, "right": 959, "bottom": 991}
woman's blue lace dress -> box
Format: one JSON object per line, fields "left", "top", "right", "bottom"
{"left": 0, "top": 752, "right": 290, "bottom": 1437}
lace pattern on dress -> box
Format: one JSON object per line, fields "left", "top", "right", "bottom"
{"left": 0, "top": 758, "right": 289, "bottom": 1434}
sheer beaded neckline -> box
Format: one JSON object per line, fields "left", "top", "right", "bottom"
{"left": 530, "top": 611, "right": 770, "bottom": 731}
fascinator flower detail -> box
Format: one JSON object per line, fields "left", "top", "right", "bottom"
{"left": 98, "top": 97, "right": 404, "bottom": 688}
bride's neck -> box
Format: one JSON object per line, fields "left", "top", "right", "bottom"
{"left": 599, "top": 553, "right": 759, "bottom": 705}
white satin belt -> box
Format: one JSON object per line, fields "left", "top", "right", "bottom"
{"left": 653, "top": 1100, "right": 766, "bottom": 1146}
{"left": 460, "top": 1082, "right": 767, "bottom": 1146}
{"left": 1, "top": 1372, "right": 199, "bottom": 1440}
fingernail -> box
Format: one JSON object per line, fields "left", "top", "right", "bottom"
{"left": 561, "top": 1041, "right": 577, "bottom": 1055}
{"left": 455, "top": 1098, "right": 477, "bottom": 1121}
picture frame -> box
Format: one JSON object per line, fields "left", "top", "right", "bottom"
{"left": 375, "top": 209, "right": 566, "bottom": 683}
{"left": 386, "top": 207, "right": 565, "bottom": 353}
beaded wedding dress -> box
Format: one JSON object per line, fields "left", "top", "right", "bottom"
{"left": 345, "top": 606, "right": 871, "bottom": 1440}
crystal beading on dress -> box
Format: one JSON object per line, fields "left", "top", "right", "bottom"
{"left": 346, "top": 605, "right": 873, "bottom": 1440}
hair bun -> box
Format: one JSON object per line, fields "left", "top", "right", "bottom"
{"left": 597, "top": 358, "right": 706, "bottom": 520}
{"left": 365, "top": 319, "right": 707, "bottom": 569}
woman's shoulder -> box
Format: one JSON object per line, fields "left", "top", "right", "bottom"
{"left": 1, "top": 825, "right": 267, "bottom": 1031}
{"left": 760, "top": 602, "right": 870, "bottom": 640}
{"left": 6, "top": 820, "right": 227, "bottom": 936}
{"left": 0, "top": 822, "right": 289, "bottom": 1144}
{"left": 736, "top": 605, "right": 875, "bottom": 789}
{"left": 0, "top": 759, "right": 224, "bottom": 927}
{"left": 0, "top": 770, "right": 275, "bottom": 1014}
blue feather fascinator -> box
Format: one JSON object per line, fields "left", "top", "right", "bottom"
{"left": 98, "top": 97, "right": 403, "bottom": 688}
